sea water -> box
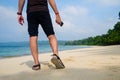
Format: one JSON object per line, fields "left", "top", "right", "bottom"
{"left": 0, "top": 41, "right": 90, "bottom": 58}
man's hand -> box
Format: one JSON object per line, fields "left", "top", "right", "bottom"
{"left": 56, "top": 14, "right": 63, "bottom": 26}
{"left": 18, "top": 15, "right": 24, "bottom": 25}
{"left": 17, "top": 0, "right": 25, "bottom": 25}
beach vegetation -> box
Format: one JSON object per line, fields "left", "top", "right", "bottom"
{"left": 65, "top": 22, "right": 120, "bottom": 45}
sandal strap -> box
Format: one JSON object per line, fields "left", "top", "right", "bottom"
{"left": 33, "top": 64, "right": 40, "bottom": 67}
{"left": 51, "top": 54, "right": 60, "bottom": 59}
{"left": 32, "top": 64, "right": 40, "bottom": 70}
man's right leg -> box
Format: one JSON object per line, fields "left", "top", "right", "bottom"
{"left": 30, "top": 36, "right": 40, "bottom": 69}
{"left": 27, "top": 12, "right": 40, "bottom": 70}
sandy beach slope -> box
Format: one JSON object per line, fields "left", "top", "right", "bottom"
{"left": 0, "top": 45, "right": 120, "bottom": 80}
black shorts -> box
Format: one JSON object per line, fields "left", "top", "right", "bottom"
{"left": 27, "top": 11, "right": 55, "bottom": 37}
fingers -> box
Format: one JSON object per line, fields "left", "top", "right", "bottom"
{"left": 60, "top": 22, "right": 63, "bottom": 26}
{"left": 55, "top": 14, "right": 64, "bottom": 27}
{"left": 18, "top": 15, "right": 24, "bottom": 25}
{"left": 19, "top": 17, "right": 24, "bottom": 25}
{"left": 56, "top": 20, "right": 63, "bottom": 27}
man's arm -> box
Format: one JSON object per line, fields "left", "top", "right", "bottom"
{"left": 17, "top": 0, "right": 25, "bottom": 25}
{"left": 18, "top": 0, "right": 25, "bottom": 14}
{"left": 48, "top": 0, "right": 63, "bottom": 26}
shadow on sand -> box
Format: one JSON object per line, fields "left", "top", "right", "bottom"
{"left": 0, "top": 65, "right": 120, "bottom": 80}
{"left": 20, "top": 60, "right": 55, "bottom": 69}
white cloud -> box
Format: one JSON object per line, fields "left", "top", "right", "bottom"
{"left": 100, "top": 0, "right": 120, "bottom": 6}
{"left": 52, "top": 5, "right": 117, "bottom": 40}
{"left": 62, "top": 6, "right": 88, "bottom": 16}
{"left": 52, "top": 6, "right": 92, "bottom": 40}
{"left": 45, "top": 6, "right": 91, "bottom": 40}
{"left": 87, "top": 0, "right": 120, "bottom": 6}
{"left": 0, "top": 6, "right": 28, "bottom": 42}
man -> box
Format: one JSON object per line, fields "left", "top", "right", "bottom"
{"left": 17, "top": 0, "right": 65, "bottom": 70}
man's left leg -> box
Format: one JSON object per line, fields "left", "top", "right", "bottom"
{"left": 40, "top": 12, "right": 65, "bottom": 69}
{"left": 48, "top": 35, "right": 58, "bottom": 55}
{"left": 48, "top": 34, "right": 65, "bottom": 69}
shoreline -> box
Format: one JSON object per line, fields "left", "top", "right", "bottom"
{"left": 0, "top": 45, "right": 93, "bottom": 59}
{"left": 0, "top": 45, "right": 120, "bottom": 80}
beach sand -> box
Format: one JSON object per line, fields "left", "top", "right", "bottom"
{"left": 0, "top": 45, "right": 120, "bottom": 80}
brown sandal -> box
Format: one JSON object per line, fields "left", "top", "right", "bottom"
{"left": 51, "top": 54, "right": 65, "bottom": 69}
{"left": 32, "top": 64, "right": 40, "bottom": 70}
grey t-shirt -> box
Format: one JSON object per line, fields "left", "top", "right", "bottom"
{"left": 27, "top": 0, "right": 49, "bottom": 13}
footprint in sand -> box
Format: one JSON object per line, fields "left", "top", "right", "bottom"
{"left": 63, "top": 56, "right": 75, "bottom": 62}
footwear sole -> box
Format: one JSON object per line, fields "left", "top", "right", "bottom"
{"left": 51, "top": 57, "right": 65, "bottom": 69}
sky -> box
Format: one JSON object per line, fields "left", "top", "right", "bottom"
{"left": 0, "top": 0, "right": 120, "bottom": 42}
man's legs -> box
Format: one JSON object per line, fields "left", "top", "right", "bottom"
{"left": 48, "top": 35, "right": 58, "bottom": 55}
{"left": 30, "top": 36, "right": 39, "bottom": 65}
{"left": 30, "top": 35, "right": 57, "bottom": 63}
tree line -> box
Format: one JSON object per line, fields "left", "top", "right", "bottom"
{"left": 65, "top": 22, "right": 120, "bottom": 46}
